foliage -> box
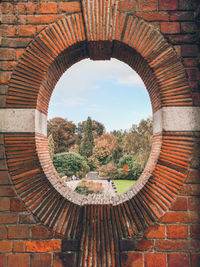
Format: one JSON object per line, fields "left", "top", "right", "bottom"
{"left": 48, "top": 117, "right": 77, "bottom": 153}
{"left": 75, "top": 179, "right": 103, "bottom": 195}
{"left": 77, "top": 119, "right": 105, "bottom": 140}
{"left": 79, "top": 117, "right": 94, "bottom": 158}
{"left": 48, "top": 133, "right": 55, "bottom": 160}
{"left": 98, "top": 162, "right": 117, "bottom": 178}
{"left": 53, "top": 152, "right": 89, "bottom": 178}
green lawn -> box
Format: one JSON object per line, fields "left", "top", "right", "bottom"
{"left": 113, "top": 180, "right": 136, "bottom": 195}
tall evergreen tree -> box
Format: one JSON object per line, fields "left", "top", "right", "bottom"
{"left": 79, "top": 117, "right": 94, "bottom": 158}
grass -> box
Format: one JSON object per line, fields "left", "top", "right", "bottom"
{"left": 113, "top": 180, "right": 136, "bottom": 195}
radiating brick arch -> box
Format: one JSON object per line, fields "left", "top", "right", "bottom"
{"left": 3, "top": 1, "right": 199, "bottom": 266}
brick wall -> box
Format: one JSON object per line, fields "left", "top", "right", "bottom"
{"left": 0, "top": 0, "right": 199, "bottom": 266}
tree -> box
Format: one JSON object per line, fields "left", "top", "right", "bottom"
{"left": 48, "top": 133, "right": 55, "bottom": 160}
{"left": 79, "top": 117, "right": 94, "bottom": 158}
{"left": 47, "top": 117, "right": 77, "bottom": 153}
{"left": 77, "top": 119, "right": 105, "bottom": 141}
{"left": 53, "top": 152, "right": 89, "bottom": 178}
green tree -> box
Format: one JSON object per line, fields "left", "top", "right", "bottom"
{"left": 53, "top": 152, "right": 89, "bottom": 178}
{"left": 79, "top": 117, "right": 94, "bottom": 158}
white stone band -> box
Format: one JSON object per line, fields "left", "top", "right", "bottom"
{"left": 0, "top": 109, "right": 47, "bottom": 136}
{"left": 153, "top": 106, "right": 200, "bottom": 134}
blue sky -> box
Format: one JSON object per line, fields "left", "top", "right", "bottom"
{"left": 48, "top": 58, "right": 152, "bottom": 132}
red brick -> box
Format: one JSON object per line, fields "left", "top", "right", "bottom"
{"left": 167, "top": 225, "right": 188, "bottom": 239}
{"left": 58, "top": 2, "right": 81, "bottom": 13}
{"left": 8, "top": 254, "right": 29, "bottom": 267}
{"left": 17, "top": 15, "right": 27, "bottom": 25}
{"left": 121, "top": 252, "right": 144, "bottom": 267}
{"left": 0, "top": 226, "right": 7, "bottom": 240}
{"left": 0, "top": 186, "right": 15, "bottom": 197}
{"left": 13, "top": 241, "right": 26, "bottom": 252}
{"left": 181, "top": 45, "right": 199, "bottom": 57}
{"left": 170, "top": 197, "right": 187, "bottom": 211}
{"left": 0, "top": 241, "right": 12, "bottom": 253}
{"left": 17, "top": 25, "right": 36, "bottom": 37}
{"left": 0, "top": 198, "right": 10, "bottom": 211}
{"left": 169, "top": 11, "right": 194, "bottom": 21}
{"left": 0, "top": 72, "right": 12, "bottom": 84}
{"left": 53, "top": 253, "right": 63, "bottom": 267}
{"left": 155, "top": 240, "right": 200, "bottom": 252}
{"left": 2, "top": 15, "right": 18, "bottom": 24}
{"left": 118, "top": 1, "right": 136, "bottom": 12}
{"left": 10, "top": 198, "right": 25, "bottom": 212}
{"left": 0, "top": 255, "right": 7, "bottom": 267}
{"left": 8, "top": 225, "right": 30, "bottom": 239}
{"left": 188, "top": 197, "right": 200, "bottom": 211}
{"left": 37, "top": 25, "right": 47, "bottom": 33}
{"left": 32, "top": 225, "right": 53, "bottom": 239}
{"left": 145, "top": 253, "right": 166, "bottom": 267}
{"left": 168, "top": 253, "right": 189, "bottom": 267}
{"left": 136, "top": 240, "right": 154, "bottom": 251}
{"left": 161, "top": 22, "right": 180, "bottom": 34}
{"left": 26, "top": 240, "right": 61, "bottom": 252}
{"left": 160, "top": 211, "right": 199, "bottom": 224}
{"left": 30, "top": 254, "right": 51, "bottom": 267}
{"left": 145, "top": 224, "right": 165, "bottom": 239}
{"left": 19, "top": 214, "right": 36, "bottom": 224}
{"left": 27, "top": 15, "right": 61, "bottom": 25}
{"left": 17, "top": 3, "right": 37, "bottom": 14}
{"left": 180, "top": 184, "right": 200, "bottom": 196}
{"left": 0, "top": 26, "right": 16, "bottom": 37}
{"left": 1, "top": 3, "right": 16, "bottom": 14}
{"left": 159, "top": 0, "right": 178, "bottom": 10}
{"left": 191, "top": 254, "right": 200, "bottom": 267}
{"left": 192, "top": 93, "right": 200, "bottom": 106}
{"left": 1, "top": 38, "right": 32, "bottom": 48}
{"left": 0, "top": 213, "right": 18, "bottom": 224}
{"left": 179, "top": 0, "right": 197, "bottom": 10}
{"left": 138, "top": 0, "right": 157, "bottom": 11}
{"left": 190, "top": 225, "right": 200, "bottom": 239}
{"left": 38, "top": 3, "right": 57, "bottom": 14}
{"left": 0, "top": 171, "right": 10, "bottom": 184}
{"left": 136, "top": 12, "right": 169, "bottom": 21}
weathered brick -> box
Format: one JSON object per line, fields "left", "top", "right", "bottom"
{"left": 145, "top": 253, "right": 166, "bottom": 267}
{"left": 55, "top": 253, "right": 76, "bottom": 267}
{"left": 8, "top": 225, "right": 30, "bottom": 239}
{"left": 161, "top": 22, "right": 180, "bottom": 34}
{"left": 0, "top": 254, "right": 7, "bottom": 267}
{"left": 138, "top": 0, "right": 157, "bottom": 11}
{"left": 120, "top": 252, "right": 144, "bottom": 267}
{"left": 2, "top": 15, "right": 18, "bottom": 24}
{"left": 0, "top": 48, "right": 16, "bottom": 61}
{"left": 38, "top": 3, "right": 57, "bottom": 14}
{"left": 167, "top": 34, "right": 197, "bottom": 44}
{"left": 168, "top": 253, "right": 190, "bottom": 267}
{"left": 169, "top": 11, "right": 194, "bottom": 21}
{"left": 0, "top": 171, "right": 10, "bottom": 184}
{"left": 0, "top": 85, "right": 8, "bottom": 95}
{"left": 186, "top": 169, "right": 200, "bottom": 183}
{"left": 16, "top": 48, "right": 25, "bottom": 60}
{"left": 0, "top": 26, "right": 16, "bottom": 37}
{"left": 0, "top": 213, "right": 18, "bottom": 224}
{"left": 170, "top": 197, "right": 187, "bottom": 211}
{"left": 0, "top": 72, "right": 12, "bottom": 84}
{"left": 120, "top": 239, "right": 154, "bottom": 252}
{"left": 0, "top": 198, "right": 10, "bottom": 211}
{"left": 26, "top": 240, "right": 61, "bottom": 252}
{"left": 17, "top": 25, "right": 36, "bottom": 37}
{"left": 19, "top": 214, "right": 37, "bottom": 224}
{"left": 190, "top": 225, "right": 200, "bottom": 239}
{"left": 13, "top": 241, "right": 26, "bottom": 252}
{"left": 155, "top": 240, "right": 200, "bottom": 252}
{"left": 181, "top": 45, "right": 199, "bottom": 57}
{"left": 0, "top": 226, "right": 7, "bottom": 240}
{"left": 180, "top": 184, "right": 200, "bottom": 196}
{"left": 118, "top": 1, "right": 137, "bottom": 12}
{"left": 58, "top": 2, "right": 81, "bottom": 13}
{"left": 30, "top": 254, "right": 51, "bottom": 267}
{"left": 182, "top": 58, "right": 198, "bottom": 67}
{"left": 32, "top": 225, "right": 53, "bottom": 239}
{"left": 192, "top": 93, "right": 200, "bottom": 106}
{"left": 0, "top": 186, "right": 15, "bottom": 197}
{"left": 167, "top": 225, "right": 188, "bottom": 239}
{"left": 0, "top": 241, "right": 12, "bottom": 253}
{"left": 0, "top": 97, "right": 6, "bottom": 108}
{"left": 1, "top": 37, "right": 32, "bottom": 48}
{"left": 8, "top": 254, "right": 29, "bottom": 267}
{"left": 144, "top": 224, "right": 165, "bottom": 239}
{"left": 181, "top": 22, "right": 198, "bottom": 33}
{"left": 188, "top": 197, "right": 200, "bottom": 211}
{"left": 1, "top": 3, "right": 16, "bottom": 14}
{"left": 191, "top": 254, "right": 200, "bottom": 267}
{"left": 159, "top": 0, "right": 178, "bottom": 10}
{"left": 179, "top": 0, "right": 197, "bottom": 10}
{"left": 10, "top": 198, "right": 25, "bottom": 212}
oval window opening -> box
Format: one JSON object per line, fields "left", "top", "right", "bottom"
{"left": 48, "top": 58, "right": 152, "bottom": 198}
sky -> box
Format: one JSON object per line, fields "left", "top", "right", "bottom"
{"left": 48, "top": 58, "right": 152, "bottom": 132}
